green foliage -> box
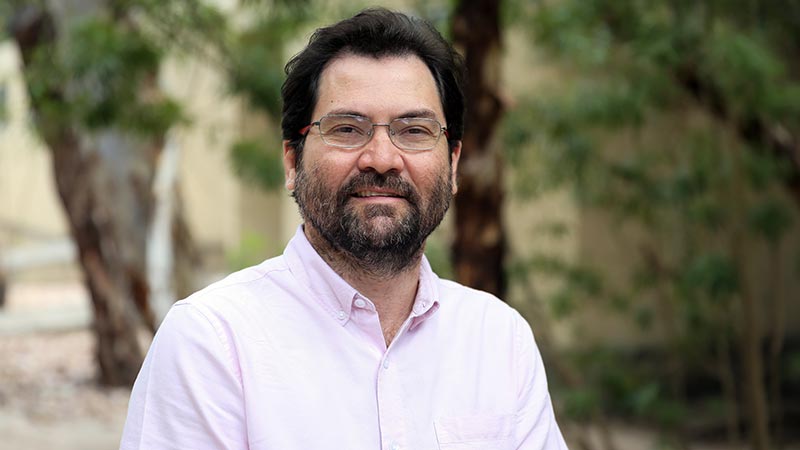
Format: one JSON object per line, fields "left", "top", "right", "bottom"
{"left": 227, "top": 7, "right": 311, "bottom": 117}
{"left": 14, "top": 7, "right": 186, "bottom": 138}
{"left": 66, "top": 18, "right": 184, "bottom": 134}
{"left": 134, "top": 0, "right": 229, "bottom": 54}
{"left": 703, "top": 27, "right": 797, "bottom": 121}
{"left": 788, "top": 350, "right": 800, "bottom": 384}
{"left": 522, "top": 254, "right": 606, "bottom": 318}
{"left": 226, "top": 231, "right": 280, "bottom": 271}
{"left": 22, "top": 42, "right": 71, "bottom": 138}
{"left": 508, "top": 0, "right": 800, "bottom": 439}
{"left": 561, "top": 385, "right": 601, "bottom": 421}
{"left": 222, "top": 1, "right": 314, "bottom": 191}
{"left": 411, "top": 0, "right": 452, "bottom": 39}
{"left": 680, "top": 253, "right": 738, "bottom": 301}
{"left": 747, "top": 197, "right": 794, "bottom": 244}
{"left": 0, "top": 82, "right": 7, "bottom": 126}
{"left": 424, "top": 235, "right": 454, "bottom": 280}
{"left": 230, "top": 139, "right": 285, "bottom": 191}
{"left": 562, "top": 346, "right": 690, "bottom": 427}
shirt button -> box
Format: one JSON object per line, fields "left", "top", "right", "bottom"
{"left": 422, "top": 301, "right": 427, "bottom": 308}
{"left": 383, "top": 359, "right": 389, "bottom": 369}
{"left": 337, "top": 310, "right": 346, "bottom": 320}
{"left": 354, "top": 298, "right": 366, "bottom": 308}
{"left": 391, "top": 443, "right": 400, "bottom": 450}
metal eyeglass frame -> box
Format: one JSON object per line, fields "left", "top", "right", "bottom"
{"left": 299, "top": 114, "right": 449, "bottom": 151}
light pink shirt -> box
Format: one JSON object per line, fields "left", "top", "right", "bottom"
{"left": 120, "top": 227, "right": 568, "bottom": 450}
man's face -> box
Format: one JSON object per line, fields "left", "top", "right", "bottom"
{"left": 283, "top": 54, "right": 461, "bottom": 274}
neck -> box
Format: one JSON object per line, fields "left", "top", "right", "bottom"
{"left": 303, "top": 224, "right": 422, "bottom": 344}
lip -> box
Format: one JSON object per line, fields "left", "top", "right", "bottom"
{"left": 349, "top": 190, "right": 408, "bottom": 207}
{"left": 350, "top": 188, "right": 406, "bottom": 199}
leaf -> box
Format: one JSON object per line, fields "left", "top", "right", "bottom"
{"left": 747, "top": 197, "right": 794, "bottom": 244}
{"left": 701, "top": 26, "right": 788, "bottom": 118}
{"left": 681, "top": 253, "right": 739, "bottom": 302}
{"left": 230, "top": 139, "right": 285, "bottom": 191}
{"left": 562, "top": 386, "right": 601, "bottom": 421}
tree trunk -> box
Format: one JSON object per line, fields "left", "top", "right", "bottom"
{"left": 729, "top": 148, "right": 771, "bottom": 450}
{"left": 0, "top": 266, "right": 6, "bottom": 309}
{"left": 767, "top": 241, "right": 785, "bottom": 448}
{"left": 10, "top": 4, "right": 197, "bottom": 386}
{"left": 451, "top": 0, "right": 507, "bottom": 298}
{"left": 53, "top": 129, "right": 149, "bottom": 386}
{"left": 148, "top": 131, "right": 200, "bottom": 322}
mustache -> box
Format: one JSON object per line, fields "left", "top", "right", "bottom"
{"left": 338, "top": 172, "right": 420, "bottom": 203}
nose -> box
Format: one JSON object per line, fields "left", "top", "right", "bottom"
{"left": 357, "top": 125, "right": 405, "bottom": 174}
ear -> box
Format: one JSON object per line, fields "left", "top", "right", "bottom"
{"left": 283, "top": 140, "right": 297, "bottom": 191}
{"left": 449, "top": 141, "right": 462, "bottom": 195}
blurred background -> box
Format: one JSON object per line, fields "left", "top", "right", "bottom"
{"left": 0, "top": 0, "right": 798, "bottom": 449}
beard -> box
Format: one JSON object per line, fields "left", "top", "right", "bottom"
{"left": 293, "top": 163, "right": 453, "bottom": 276}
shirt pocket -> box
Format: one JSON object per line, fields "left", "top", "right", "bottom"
{"left": 434, "top": 414, "right": 515, "bottom": 450}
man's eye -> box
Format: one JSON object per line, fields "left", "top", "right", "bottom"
{"left": 399, "top": 126, "right": 434, "bottom": 136}
{"left": 329, "top": 125, "right": 363, "bottom": 135}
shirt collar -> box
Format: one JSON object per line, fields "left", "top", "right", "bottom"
{"left": 283, "top": 226, "right": 440, "bottom": 327}
{"left": 283, "top": 226, "right": 359, "bottom": 324}
{"left": 408, "top": 256, "right": 440, "bottom": 331}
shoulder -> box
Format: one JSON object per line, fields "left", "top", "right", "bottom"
{"left": 436, "top": 278, "right": 519, "bottom": 317}
{"left": 434, "top": 278, "right": 530, "bottom": 338}
{"left": 183, "top": 254, "right": 290, "bottom": 304}
{"left": 167, "top": 254, "right": 298, "bottom": 335}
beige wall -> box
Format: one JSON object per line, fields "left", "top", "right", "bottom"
{"left": 0, "top": 43, "right": 69, "bottom": 248}
{"left": 160, "top": 55, "right": 247, "bottom": 253}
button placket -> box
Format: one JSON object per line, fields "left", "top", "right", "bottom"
{"left": 376, "top": 318, "right": 414, "bottom": 450}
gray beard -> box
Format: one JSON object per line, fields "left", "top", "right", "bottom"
{"left": 293, "top": 166, "right": 452, "bottom": 277}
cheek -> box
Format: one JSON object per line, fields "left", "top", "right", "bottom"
{"left": 301, "top": 154, "right": 349, "bottom": 192}
{"left": 409, "top": 155, "right": 451, "bottom": 185}
{"left": 306, "top": 152, "right": 360, "bottom": 183}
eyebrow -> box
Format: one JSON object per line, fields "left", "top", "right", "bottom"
{"left": 326, "top": 109, "right": 366, "bottom": 117}
{"left": 324, "top": 108, "right": 439, "bottom": 120}
{"left": 396, "top": 109, "right": 438, "bottom": 120}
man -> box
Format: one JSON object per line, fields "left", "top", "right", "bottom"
{"left": 120, "top": 8, "right": 568, "bottom": 450}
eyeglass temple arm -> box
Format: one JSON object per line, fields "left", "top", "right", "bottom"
{"left": 299, "top": 122, "right": 320, "bottom": 136}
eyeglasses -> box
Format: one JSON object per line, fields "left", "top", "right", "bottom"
{"left": 299, "top": 114, "right": 448, "bottom": 151}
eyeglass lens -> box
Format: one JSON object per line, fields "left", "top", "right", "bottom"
{"left": 318, "top": 115, "right": 443, "bottom": 150}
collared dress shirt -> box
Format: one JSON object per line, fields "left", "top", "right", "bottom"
{"left": 120, "top": 227, "right": 568, "bottom": 450}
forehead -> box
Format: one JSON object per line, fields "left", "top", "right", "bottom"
{"left": 312, "top": 54, "right": 445, "bottom": 121}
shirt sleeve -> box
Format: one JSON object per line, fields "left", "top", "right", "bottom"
{"left": 512, "top": 311, "right": 570, "bottom": 450}
{"left": 119, "top": 303, "right": 247, "bottom": 450}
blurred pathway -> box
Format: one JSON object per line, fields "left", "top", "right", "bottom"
{"left": 0, "top": 408, "right": 125, "bottom": 450}
{"left": 0, "top": 282, "right": 129, "bottom": 450}
{"left": 0, "top": 281, "right": 90, "bottom": 336}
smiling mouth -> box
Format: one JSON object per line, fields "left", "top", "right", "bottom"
{"left": 351, "top": 191, "right": 405, "bottom": 198}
